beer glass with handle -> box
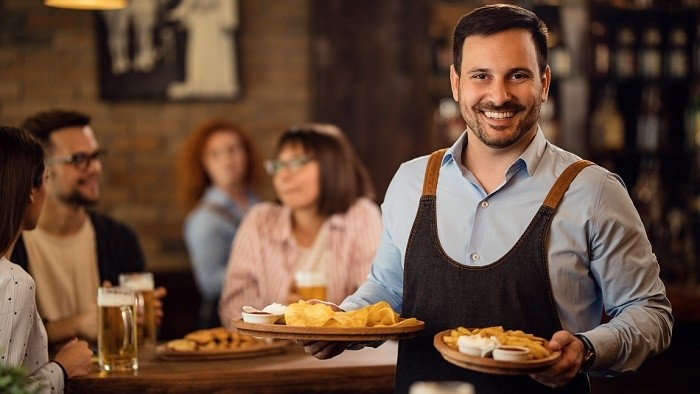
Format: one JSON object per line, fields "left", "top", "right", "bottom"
{"left": 119, "top": 272, "right": 157, "bottom": 347}
{"left": 97, "top": 286, "right": 138, "bottom": 371}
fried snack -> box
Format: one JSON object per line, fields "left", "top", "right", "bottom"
{"left": 442, "top": 326, "right": 553, "bottom": 360}
{"left": 210, "top": 327, "right": 231, "bottom": 341}
{"left": 166, "top": 339, "right": 197, "bottom": 351}
{"left": 166, "top": 327, "right": 265, "bottom": 352}
{"left": 284, "top": 300, "right": 418, "bottom": 328}
{"left": 184, "top": 329, "right": 215, "bottom": 345}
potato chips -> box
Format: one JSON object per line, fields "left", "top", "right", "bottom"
{"left": 442, "top": 326, "right": 553, "bottom": 360}
{"left": 284, "top": 300, "right": 417, "bottom": 328}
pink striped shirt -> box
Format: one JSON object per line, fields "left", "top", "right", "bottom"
{"left": 218, "top": 197, "right": 382, "bottom": 328}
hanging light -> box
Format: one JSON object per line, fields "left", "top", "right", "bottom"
{"left": 44, "top": 0, "right": 128, "bottom": 10}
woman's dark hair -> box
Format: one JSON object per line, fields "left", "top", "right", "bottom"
{"left": 178, "top": 118, "right": 261, "bottom": 211}
{"left": 0, "top": 125, "right": 45, "bottom": 255}
{"left": 453, "top": 4, "right": 549, "bottom": 76}
{"left": 274, "top": 124, "right": 375, "bottom": 217}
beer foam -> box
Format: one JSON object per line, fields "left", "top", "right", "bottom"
{"left": 98, "top": 289, "right": 135, "bottom": 306}
{"left": 295, "top": 271, "right": 326, "bottom": 286}
{"left": 119, "top": 273, "right": 154, "bottom": 291}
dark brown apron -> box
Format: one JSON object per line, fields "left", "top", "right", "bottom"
{"left": 395, "top": 149, "right": 592, "bottom": 394}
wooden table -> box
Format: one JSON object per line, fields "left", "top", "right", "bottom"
{"left": 68, "top": 341, "right": 398, "bottom": 393}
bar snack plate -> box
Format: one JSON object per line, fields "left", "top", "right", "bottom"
{"left": 155, "top": 340, "right": 289, "bottom": 361}
{"left": 433, "top": 330, "right": 561, "bottom": 375}
{"left": 233, "top": 318, "right": 425, "bottom": 341}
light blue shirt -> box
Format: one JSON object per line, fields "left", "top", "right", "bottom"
{"left": 342, "top": 128, "right": 672, "bottom": 376}
{"left": 183, "top": 186, "right": 259, "bottom": 301}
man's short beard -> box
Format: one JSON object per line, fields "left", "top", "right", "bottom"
{"left": 59, "top": 191, "right": 99, "bottom": 207}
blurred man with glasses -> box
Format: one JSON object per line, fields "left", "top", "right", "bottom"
{"left": 11, "top": 109, "right": 166, "bottom": 350}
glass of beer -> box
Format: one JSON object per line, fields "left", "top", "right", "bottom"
{"left": 97, "top": 287, "right": 138, "bottom": 372}
{"left": 118, "top": 272, "right": 157, "bottom": 347}
{"left": 294, "top": 271, "right": 327, "bottom": 300}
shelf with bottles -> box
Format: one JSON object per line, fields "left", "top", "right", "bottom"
{"left": 586, "top": 3, "right": 699, "bottom": 285}
{"left": 586, "top": 5, "right": 697, "bottom": 182}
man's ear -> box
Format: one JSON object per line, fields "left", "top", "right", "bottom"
{"left": 450, "top": 64, "right": 460, "bottom": 102}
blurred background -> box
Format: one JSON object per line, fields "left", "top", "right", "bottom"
{"left": 1, "top": 1, "right": 699, "bottom": 391}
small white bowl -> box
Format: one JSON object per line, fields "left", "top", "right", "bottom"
{"left": 241, "top": 312, "right": 282, "bottom": 324}
{"left": 492, "top": 345, "right": 531, "bottom": 362}
{"left": 458, "top": 335, "right": 497, "bottom": 357}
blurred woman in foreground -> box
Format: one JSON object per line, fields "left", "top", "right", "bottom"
{"left": 178, "top": 118, "right": 261, "bottom": 328}
{"left": 0, "top": 125, "right": 92, "bottom": 393}
{"left": 219, "top": 124, "right": 381, "bottom": 326}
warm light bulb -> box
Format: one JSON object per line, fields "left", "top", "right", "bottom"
{"left": 44, "top": 0, "right": 128, "bottom": 10}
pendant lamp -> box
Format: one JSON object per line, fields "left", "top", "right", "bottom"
{"left": 44, "top": 0, "right": 128, "bottom": 10}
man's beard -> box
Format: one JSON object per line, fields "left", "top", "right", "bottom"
{"left": 465, "top": 100, "right": 540, "bottom": 149}
{"left": 59, "top": 189, "right": 99, "bottom": 207}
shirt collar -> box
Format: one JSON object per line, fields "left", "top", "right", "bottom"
{"left": 441, "top": 126, "right": 547, "bottom": 177}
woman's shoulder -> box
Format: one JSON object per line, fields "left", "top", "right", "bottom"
{"left": 332, "top": 197, "right": 381, "bottom": 226}
{"left": 0, "top": 258, "right": 35, "bottom": 298}
{"left": 348, "top": 197, "right": 380, "bottom": 214}
{"left": 0, "top": 258, "right": 30, "bottom": 278}
{"left": 243, "top": 202, "right": 287, "bottom": 225}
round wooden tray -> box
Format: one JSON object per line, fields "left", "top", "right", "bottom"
{"left": 233, "top": 318, "right": 424, "bottom": 341}
{"left": 433, "top": 330, "right": 561, "bottom": 375}
{"left": 155, "top": 340, "right": 289, "bottom": 361}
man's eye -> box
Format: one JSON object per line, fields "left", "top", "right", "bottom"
{"left": 71, "top": 153, "right": 88, "bottom": 164}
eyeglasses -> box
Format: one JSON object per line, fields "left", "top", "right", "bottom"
{"left": 264, "top": 155, "right": 314, "bottom": 175}
{"left": 46, "top": 149, "right": 107, "bottom": 171}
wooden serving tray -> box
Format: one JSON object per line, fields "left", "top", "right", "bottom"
{"left": 233, "top": 318, "right": 424, "bottom": 341}
{"left": 433, "top": 330, "right": 561, "bottom": 375}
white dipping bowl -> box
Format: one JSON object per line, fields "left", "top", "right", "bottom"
{"left": 492, "top": 345, "right": 531, "bottom": 362}
{"left": 241, "top": 312, "right": 281, "bottom": 324}
{"left": 457, "top": 335, "right": 496, "bottom": 357}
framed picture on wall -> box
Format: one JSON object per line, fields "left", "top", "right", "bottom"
{"left": 95, "top": 0, "right": 241, "bottom": 101}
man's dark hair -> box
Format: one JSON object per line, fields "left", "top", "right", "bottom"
{"left": 20, "top": 109, "right": 91, "bottom": 148}
{"left": 453, "top": 4, "right": 549, "bottom": 76}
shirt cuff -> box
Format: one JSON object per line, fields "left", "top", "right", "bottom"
{"left": 50, "top": 359, "right": 69, "bottom": 391}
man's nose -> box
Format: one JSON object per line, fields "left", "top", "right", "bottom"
{"left": 487, "top": 79, "right": 512, "bottom": 105}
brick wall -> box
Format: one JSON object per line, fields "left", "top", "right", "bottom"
{"left": 0, "top": 0, "right": 311, "bottom": 272}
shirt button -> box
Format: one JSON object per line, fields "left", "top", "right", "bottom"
{"left": 481, "top": 201, "right": 489, "bottom": 208}
{"left": 471, "top": 253, "right": 480, "bottom": 261}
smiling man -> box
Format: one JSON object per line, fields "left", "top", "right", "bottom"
{"left": 301, "top": 4, "right": 672, "bottom": 394}
{"left": 11, "top": 109, "right": 166, "bottom": 350}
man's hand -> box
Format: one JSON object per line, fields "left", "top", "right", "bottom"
{"left": 530, "top": 330, "right": 584, "bottom": 388}
{"left": 298, "top": 340, "right": 349, "bottom": 359}
{"left": 153, "top": 286, "right": 167, "bottom": 325}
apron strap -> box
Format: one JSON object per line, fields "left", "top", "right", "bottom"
{"left": 422, "top": 149, "right": 447, "bottom": 197}
{"left": 543, "top": 160, "right": 594, "bottom": 209}
{"left": 421, "top": 150, "right": 593, "bottom": 209}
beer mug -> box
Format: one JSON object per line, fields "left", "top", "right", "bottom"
{"left": 97, "top": 287, "right": 138, "bottom": 372}
{"left": 409, "top": 381, "right": 475, "bottom": 394}
{"left": 294, "top": 271, "right": 327, "bottom": 300}
{"left": 118, "top": 272, "right": 157, "bottom": 347}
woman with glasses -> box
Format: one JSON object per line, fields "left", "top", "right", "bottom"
{"left": 218, "top": 124, "right": 381, "bottom": 326}
{"left": 1, "top": 125, "right": 92, "bottom": 393}
{"left": 178, "top": 118, "right": 261, "bottom": 328}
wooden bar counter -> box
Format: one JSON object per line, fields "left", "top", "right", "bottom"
{"left": 68, "top": 341, "right": 397, "bottom": 393}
